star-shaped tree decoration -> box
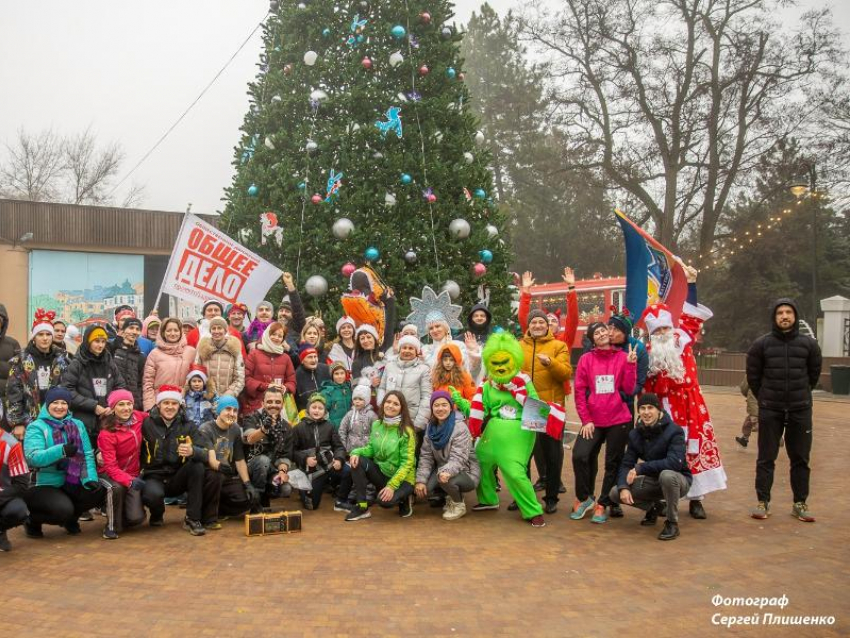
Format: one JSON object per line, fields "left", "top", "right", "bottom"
{"left": 406, "top": 286, "right": 463, "bottom": 335}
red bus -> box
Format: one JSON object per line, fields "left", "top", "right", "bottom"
{"left": 527, "top": 275, "right": 626, "bottom": 349}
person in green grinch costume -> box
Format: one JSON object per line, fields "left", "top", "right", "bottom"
{"left": 453, "top": 332, "right": 564, "bottom": 528}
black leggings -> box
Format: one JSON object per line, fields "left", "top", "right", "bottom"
{"left": 351, "top": 458, "right": 413, "bottom": 507}
{"left": 24, "top": 483, "right": 106, "bottom": 527}
{"left": 572, "top": 422, "right": 631, "bottom": 505}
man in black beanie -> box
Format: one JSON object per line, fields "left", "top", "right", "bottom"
{"left": 609, "top": 393, "right": 692, "bottom": 540}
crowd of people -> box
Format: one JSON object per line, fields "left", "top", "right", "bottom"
{"left": 0, "top": 263, "right": 823, "bottom": 552}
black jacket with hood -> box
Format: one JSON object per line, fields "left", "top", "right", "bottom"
{"left": 617, "top": 410, "right": 692, "bottom": 490}
{"left": 0, "top": 303, "right": 22, "bottom": 423}
{"left": 60, "top": 324, "right": 126, "bottom": 436}
{"left": 746, "top": 298, "right": 822, "bottom": 412}
{"left": 108, "top": 338, "right": 146, "bottom": 410}
{"left": 140, "top": 405, "right": 206, "bottom": 478}
{"left": 466, "top": 303, "right": 492, "bottom": 346}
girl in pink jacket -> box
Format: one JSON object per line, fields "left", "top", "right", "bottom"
{"left": 97, "top": 389, "right": 147, "bottom": 539}
{"left": 571, "top": 322, "right": 637, "bottom": 524}
{"left": 142, "top": 318, "right": 196, "bottom": 410}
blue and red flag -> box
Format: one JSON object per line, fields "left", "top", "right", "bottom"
{"left": 614, "top": 209, "right": 688, "bottom": 323}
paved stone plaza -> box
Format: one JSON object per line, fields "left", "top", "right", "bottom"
{"left": 2, "top": 388, "right": 846, "bottom": 637}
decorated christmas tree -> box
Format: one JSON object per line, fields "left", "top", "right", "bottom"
{"left": 220, "top": 0, "right": 512, "bottom": 326}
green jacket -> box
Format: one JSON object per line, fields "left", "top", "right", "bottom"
{"left": 24, "top": 404, "right": 98, "bottom": 488}
{"left": 320, "top": 380, "right": 352, "bottom": 430}
{"left": 350, "top": 420, "right": 416, "bottom": 489}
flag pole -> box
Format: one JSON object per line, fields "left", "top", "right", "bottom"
{"left": 153, "top": 211, "right": 194, "bottom": 314}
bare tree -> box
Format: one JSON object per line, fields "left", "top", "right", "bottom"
{"left": 518, "top": 0, "right": 844, "bottom": 263}
{"left": 63, "top": 127, "right": 124, "bottom": 205}
{"left": 0, "top": 127, "right": 145, "bottom": 208}
{"left": 0, "top": 128, "right": 64, "bottom": 201}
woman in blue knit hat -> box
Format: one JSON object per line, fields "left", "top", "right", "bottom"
{"left": 23, "top": 386, "right": 106, "bottom": 538}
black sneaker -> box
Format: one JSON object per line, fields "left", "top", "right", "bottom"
{"left": 183, "top": 518, "right": 206, "bottom": 536}
{"left": 102, "top": 527, "right": 119, "bottom": 540}
{"left": 24, "top": 520, "right": 44, "bottom": 539}
{"left": 345, "top": 505, "right": 371, "bottom": 521}
{"left": 658, "top": 520, "right": 680, "bottom": 540}
{"left": 333, "top": 500, "right": 354, "bottom": 512}
{"left": 735, "top": 436, "right": 749, "bottom": 448}
{"left": 301, "top": 492, "right": 314, "bottom": 510}
{"left": 399, "top": 497, "right": 413, "bottom": 518}
{"left": 689, "top": 500, "right": 707, "bottom": 520}
{"left": 78, "top": 510, "right": 94, "bottom": 522}
{"left": 559, "top": 483, "right": 567, "bottom": 494}
{"left": 543, "top": 499, "right": 558, "bottom": 514}
{"left": 0, "top": 530, "right": 11, "bottom": 552}
{"left": 507, "top": 501, "right": 519, "bottom": 511}
{"left": 429, "top": 495, "right": 446, "bottom": 508}
{"left": 533, "top": 478, "right": 546, "bottom": 492}
{"left": 65, "top": 521, "right": 82, "bottom": 535}
{"left": 609, "top": 504, "right": 624, "bottom": 518}
{"left": 640, "top": 503, "right": 659, "bottom": 526}
{"left": 657, "top": 500, "right": 667, "bottom": 517}
{"left": 471, "top": 502, "right": 499, "bottom": 511}
{"left": 149, "top": 515, "right": 164, "bottom": 527}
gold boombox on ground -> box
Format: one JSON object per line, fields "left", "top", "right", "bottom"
{"left": 244, "top": 510, "right": 303, "bottom": 537}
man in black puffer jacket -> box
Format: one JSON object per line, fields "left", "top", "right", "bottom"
{"left": 746, "top": 298, "right": 822, "bottom": 522}
{"left": 108, "top": 318, "right": 146, "bottom": 410}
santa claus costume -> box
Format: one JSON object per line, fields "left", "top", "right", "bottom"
{"left": 640, "top": 292, "right": 727, "bottom": 513}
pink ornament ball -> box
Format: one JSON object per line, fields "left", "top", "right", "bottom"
{"left": 473, "top": 262, "right": 487, "bottom": 278}
{"left": 342, "top": 262, "right": 356, "bottom": 277}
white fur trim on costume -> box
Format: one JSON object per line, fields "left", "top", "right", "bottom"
{"left": 645, "top": 308, "right": 674, "bottom": 335}
{"left": 186, "top": 369, "right": 208, "bottom": 383}
{"left": 682, "top": 302, "right": 713, "bottom": 322}
{"left": 686, "top": 465, "right": 728, "bottom": 498}
{"left": 673, "top": 329, "right": 693, "bottom": 355}
{"left": 156, "top": 389, "right": 183, "bottom": 405}
{"left": 31, "top": 322, "right": 55, "bottom": 339}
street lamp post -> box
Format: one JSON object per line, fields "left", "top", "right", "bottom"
{"left": 789, "top": 163, "right": 819, "bottom": 324}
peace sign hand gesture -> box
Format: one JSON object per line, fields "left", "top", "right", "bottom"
{"left": 626, "top": 343, "right": 638, "bottom": 364}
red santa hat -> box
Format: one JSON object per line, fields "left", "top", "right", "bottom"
{"left": 639, "top": 303, "right": 674, "bottom": 335}
{"left": 156, "top": 384, "right": 184, "bottom": 405}
{"left": 186, "top": 364, "right": 208, "bottom": 384}
{"left": 31, "top": 308, "right": 56, "bottom": 339}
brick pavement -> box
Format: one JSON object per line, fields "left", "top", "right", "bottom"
{"left": 2, "top": 389, "right": 847, "bottom": 637}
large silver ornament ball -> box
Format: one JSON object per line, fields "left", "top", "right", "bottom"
{"left": 442, "top": 280, "right": 461, "bottom": 300}
{"left": 449, "top": 218, "right": 471, "bottom": 239}
{"left": 332, "top": 217, "right": 355, "bottom": 239}
{"left": 305, "top": 275, "right": 329, "bottom": 297}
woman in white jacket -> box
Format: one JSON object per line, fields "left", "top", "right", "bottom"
{"left": 378, "top": 335, "right": 432, "bottom": 432}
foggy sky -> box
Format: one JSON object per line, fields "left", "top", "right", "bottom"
{"left": 0, "top": 0, "right": 846, "bottom": 215}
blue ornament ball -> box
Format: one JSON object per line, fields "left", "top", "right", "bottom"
{"left": 365, "top": 246, "right": 380, "bottom": 261}
{"left": 479, "top": 249, "right": 493, "bottom": 264}
{"left": 357, "top": 34, "right": 365, "bottom": 43}
{"left": 446, "top": 67, "right": 457, "bottom": 79}
{"left": 400, "top": 173, "right": 413, "bottom": 185}
{"left": 298, "top": 181, "right": 307, "bottom": 191}
{"left": 247, "top": 184, "right": 259, "bottom": 197}
{"left": 322, "top": 28, "right": 331, "bottom": 38}
{"left": 474, "top": 188, "right": 486, "bottom": 199}
{"left": 391, "top": 25, "right": 406, "bottom": 39}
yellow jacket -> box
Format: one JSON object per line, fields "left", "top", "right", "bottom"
{"left": 520, "top": 331, "right": 572, "bottom": 405}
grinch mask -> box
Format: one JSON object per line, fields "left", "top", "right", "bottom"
{"left": 482, "top": 332, "right": 524, "bottom": 385}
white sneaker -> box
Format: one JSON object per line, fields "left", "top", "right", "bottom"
{"left": 443, "top": 498, "right": 467, "bottom": 521}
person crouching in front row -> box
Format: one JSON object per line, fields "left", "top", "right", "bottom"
{"left": 291, "top": 393, "right": 348, "bottom": 510}
{"left": 139, "top": 385, "right": 219, "bottom": 536}
{"left": 344, "top": 391, "right": 416, "bottom": 522}
{"left": 609, "top": 393, "right": 692, "bottom": 541}
{"left": 198, "top": 396, "right": 260, "bottom": 528}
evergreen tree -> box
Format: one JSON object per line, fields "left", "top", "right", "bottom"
{"left": 702, "top": 140, "right": 850, "bottom": 350}
{"left": 462, "top": 4, "right": 620, "bottom": 282}
{"left": 221, "top": 0, "right": 512, "bottom": 324}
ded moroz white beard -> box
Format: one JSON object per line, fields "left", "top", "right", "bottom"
{"left": 648, "top": 332, "right": 686, "bottom": 382}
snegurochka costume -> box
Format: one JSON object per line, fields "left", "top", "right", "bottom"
{"left": 453, "top": 332, "right": 565, "bottom": 520}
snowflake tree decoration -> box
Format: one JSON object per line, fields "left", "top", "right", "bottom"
{"left": 405, "top": 286, "right": 463, "bottom": 335}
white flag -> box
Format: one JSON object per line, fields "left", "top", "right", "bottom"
{"left": 160, "top": 214, "right": 282, "bottom": 310}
